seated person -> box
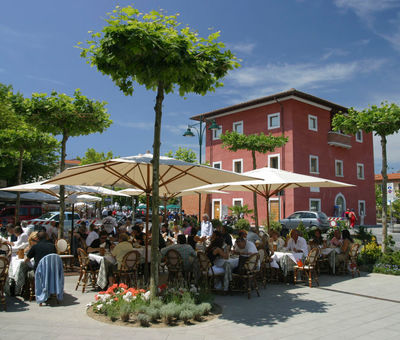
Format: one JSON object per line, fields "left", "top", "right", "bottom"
{"left": 233, "top": 237, "right": 258, "bottom": 256}
{"left": 161, "top": 234, "right": 197, "bottom": 272}
{"left": 216, "top": 225, "right": 233, "bottom": 251}
{"left": 10, "top": 226, "right": 29, "bottom": 250}
{"left": 310, "top": 228, "right": 324, "bottom": 247}
{"left": 111, "top": 233, "right": 134, "bottom": 269}
{"left": 335, "top": 229, "right": 353, "bottom": 267}
{"left": 7, "top": 223, "right": 17, "bottom": 242}
{"left": 206, "top": 235, "right": 228, "bottom": 269}
{"left": 286, "top": 229, "right": 308, "bottom": 256}
{"left": 24, "top": 231, "right": 39, "bottom": 254}
{"left": 46, "top": 221, "right": 59, "bottom": 242}
{"left": 26, "top": 231, "right": 57, "bottom": 271}
{"left": 132, "top": 225, "right": 146, "bottom": 246}
{"left": 86, "top": 223, "right": 99, "bottom": 247}
{"left": 87, "top": 231, "right": 111, "bottom": 253}
{"left": 246, "top": 226, "right": 261, "bottom": 244}
{"left": 330, "top": 229, "right": 342, "bottom": 247}
{"left": 268, "top": 230, "right": 285, "bottom": 252}
{"left": 187, "top": 227, "right": 198, "bottom": 250}
{"left": 237, "top": 230, "right": 247, "bottom": 239}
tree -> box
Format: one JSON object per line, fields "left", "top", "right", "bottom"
{"left": 165, "top": 147, "right": 197, "bottom": 163}
{"left": 332, "top": 102, "right": 400, "bottom": 252}
{"left": 79, "top": 5, "right": 239, "bottom": 297}
{"left": 0, "top": 84, "right": 59, "bottom": 221}
{"left": 229, "top": 204, "right": 253, "bottom": 220}
{"left": 220, "top": 131, "right": 288, "bottom": 230}
{"left": 27, "top": 90, "right": 111, "bottom": 237}
{"left": 78, "top": 148, "right": 114, "bottom": 165}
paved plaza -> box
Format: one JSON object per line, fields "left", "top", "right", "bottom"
{"left": 1, "top": 272, "right": 399, "bottom": 340}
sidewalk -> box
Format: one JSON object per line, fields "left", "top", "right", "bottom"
{"left": 1, "top": 272, "right": 400, "bottom": 340}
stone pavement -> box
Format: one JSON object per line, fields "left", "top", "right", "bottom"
{"left": 1, "top": 272, "right": 400, "bottom": 340}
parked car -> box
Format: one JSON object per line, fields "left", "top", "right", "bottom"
{"left": 28, "top": 211, "right": 81, "bottom": 236}
{"left": 280, "top": 211, "right": 329, "bottom": 232}
{"left": 0, "top": 205, "right": 43, "bottom": 225}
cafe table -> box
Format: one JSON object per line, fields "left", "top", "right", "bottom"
{"left": 271, "top": 251, "right": 305, "bottom": 277}
{"left": 320, "top": 247, "right": 341, "bottom": 274}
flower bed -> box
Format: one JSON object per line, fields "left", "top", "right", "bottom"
{"left": 87, "top": 283, "right": 220, "bottom": 327}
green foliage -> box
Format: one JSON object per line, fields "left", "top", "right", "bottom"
{"left": 211, "top": 218, "right": 222, "bottom": 229}
{"left": 137, "top": 313, "right": 150, "bottom": 327}
{"left": 220, "top": 131, "right": 288, "bottom": 155}
{"left": 383, "top": 235, "right": 396, "bottom": 254}
{"left": 165, "top": 147, "right": 197, "bottom": 163}
{"left": 359, "top": 241, "right": 382, "bottom": 265}
{"left": 235, "top": 218, "right": 250, "bottom": 231}
{"left": 78, "top": 6, "right": 240, "bottom": 97}
{"left": 354, "top": 226, "right": 374, "bottom": 245}
{"left": 373, "top": 251, "right": 400, "bottom": 275}
{"left": 229, "top": 204, "right": 253, "bottom": 220}
{"left": 78, "top": 148, "right": 115, "bottom": 165}
{"left": 297, "top": 222, "right": 311, "bottom": 241}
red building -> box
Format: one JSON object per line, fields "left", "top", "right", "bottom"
{"left": 183, "top": 89, "right": 376, "bottom": 226}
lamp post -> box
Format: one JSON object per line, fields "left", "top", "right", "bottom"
{"left": 183, "top": 116, "right": 219, "bottom": 222}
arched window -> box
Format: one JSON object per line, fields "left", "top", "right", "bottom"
{"left": 334, "top": 193, "right": 346, "bottom": 217}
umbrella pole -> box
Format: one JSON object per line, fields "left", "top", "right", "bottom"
{"left": 70, "top": 203, "right": 75, "bottom": 254}
{"left": 198, "top": 193, "right": 201, "bottom": 226}
{"left": 265, "top": 197, "right": 270, "bottom": 233}
{"left": 144, "top": 193, "right": 150, "bottom": 283}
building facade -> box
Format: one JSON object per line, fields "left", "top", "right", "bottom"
{"left": 183, "top": 89, "right": 376, "bottom": 225}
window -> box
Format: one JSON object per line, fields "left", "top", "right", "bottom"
{"left": 212, "top": 125, "right": 222, "bottom": 140}
{"left": 213, "top": 161, "right": 222, "bottom": 169}
{"left": 309, "top": 155, "right": 319, "bottom": 174}
{"left": 233, "top": 121, "right": 243, "bottom": 134}
{"left": 19, "top": 207, "right": 28, "bottom": 215}
{"left": 310, "top": 187, "right": 320, "bottom": 192}
{"left": 308, "top": 114, "right": 318, "bottom": 131}
{"left": 267, "top": 112, "right": 280, "bottom": 129}
{"left": 358, "top": 200, "right": 366, "bottom": 216}
{"left": 268, "top": 154, "right": 280, "bottom": 169}
{"left": 233, "top": 198, "right": 243, "bottom": 207}
{"left": 355, "top": 130, "right": 363, "bottom": 143}
{"left": 233, "top": 159, "right": 243, "bottom": 173}
{"left": 357, "top": 163, "right": 364, "bottom": 179}
{"left": 309, "top": 199, "right": 321, "bottom": 212}
{"left": 335, "top": 160, "right": 343, "bottom": 177}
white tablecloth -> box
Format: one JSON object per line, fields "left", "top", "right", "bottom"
{"left": 271, "top": 251, "right": 304, "bottom": 276}
{"left": 8, "top": 256, "right": 25, "bottom": 280}
{"left": 88, "top": 253, "right": 116, "bottom": 265}
{"left": 321, "top": 247, "right": 341, "bottom": 256}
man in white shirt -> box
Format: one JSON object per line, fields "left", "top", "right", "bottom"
{"left": 102, "top": 211, "right": 117, "bottom": 235}
{"left": 86, "top": 224, "right": 99, "bottom": 247}
{"left": 233, "top": 237, "right": 258, "bottom": 256}
{"left": 10, "top": 226, "right": 29, "bottom": 250}
{"left": 287, "top": 229, "right": 308, "bottom": 256}
{"left": 200, "top": 214, "right": 213, "bottom": 238}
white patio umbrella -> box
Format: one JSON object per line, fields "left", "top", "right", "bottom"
{"left": 44, "top": 153, "right": 257, "bottom": 269}
{"left": 189, "top": 167, "right": 355, "bottom": 230}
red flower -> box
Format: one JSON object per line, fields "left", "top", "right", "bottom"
{"left": 114, "top": 297, "right": 119, "bottom": 301}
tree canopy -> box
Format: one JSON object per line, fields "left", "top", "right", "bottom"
{"left": 332, "top": 102, "right": 400, "bottom": 252}
{"left": 220, "top": 131, "right": 288, "bottom": 229}
{"left": 165, "top": 147, "right": 197, "bottom": 163}
{"left": 78, "top": 148, "right": 115, "bottom": 165}
{"left": 79, "top": 5, "right": 239, "bottom": 297}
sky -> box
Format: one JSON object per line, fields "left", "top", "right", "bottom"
{"left": 1, "top": 0, "right": 400, "bottom": 174}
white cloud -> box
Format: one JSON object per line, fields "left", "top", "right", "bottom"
{"left": 26, "top": 74, "right": 65, "bottom": 86}
{"left": 334, "top": 0, "right": 400, "bottom": 20}
{"left": 228, "top": 42, "right": 256, "bottom": 55}
{"left": 228, "top": 59, "right": 386, "bottom": 90}
{"left": 163, "top": 124, "right": 189, "bottom": 135}
{"left": 321, "top": 48, "right": 349, "bottom": 60}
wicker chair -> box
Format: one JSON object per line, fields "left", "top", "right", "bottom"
{"left": 164, "top": 249, "right": 184, "bottom": 287}
{"left": 197, "top": 251, "right": 224, "bottom": 290}
{"left": 0, "top": 256, "right": 9, "bottom": 311}
{"left": 294, "top": 248, "right": 319, "bottom": 288}
{"left": 231, "top": 253, "right": 260, "bottom": 299}
{"left": 348, "top": 243, "right": 360, "bottom": 278}
{"left": 75, "top": 248, "right": 98, "bottom": 293}
{"left": 114, "top": 250, "right": 141, "bottom": 287}
{"left": 0, "top": 243, "right": 12, "bottom": 260}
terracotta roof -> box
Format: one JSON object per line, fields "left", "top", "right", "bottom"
{"left": 375, "top": 173, "right": 400, "bottom": 181}
{"left": 190, "top": 88, "right": 348, "bottom": 121}
{"left": 65, "top": 159, "right": 81, "bottom": 165}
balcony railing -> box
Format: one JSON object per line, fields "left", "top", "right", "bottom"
{"left": 327, "top": 131, "right": 351, "bottom": 149}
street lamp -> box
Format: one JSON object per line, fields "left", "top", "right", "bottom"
{"left": 183, "top": 116, "right": 219, "bottom": 221}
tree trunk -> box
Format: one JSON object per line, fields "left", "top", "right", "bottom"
{"left": 59, "top": 134, "right": 68, "bottom": 239}
{"left": 381, "top": 135, "right": 388, "bottom": 253}
{"left": 251, "top": 150, "right": 259, "bottom": 232}
{"left": 15, "top": 149, "right": 24, "bottom": 224}
{"left": 150, "top": 82, "right": 164, "bottom": 298}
